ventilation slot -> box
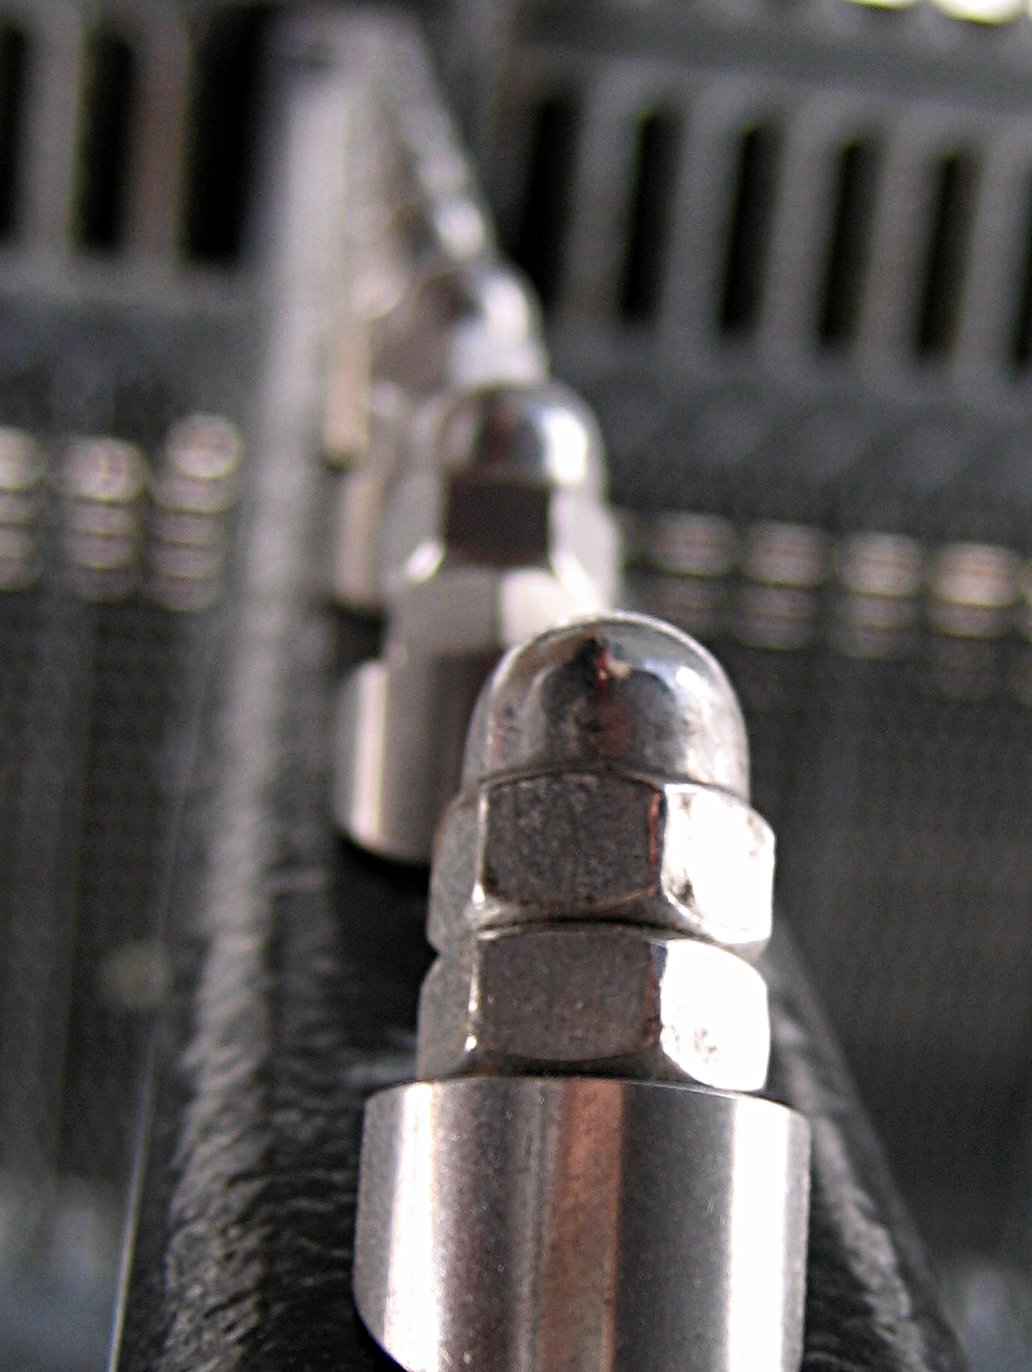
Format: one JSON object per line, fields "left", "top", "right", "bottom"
{"left": 512, "top": 92, "right": 581, "bottom": 310}
{"left": 914, "top": 150, "right": 979, "bottom": 359}
{"left": 180, "top": 8, "right": 269, "bottom": 265}
{"left": 1010, "top": 178, "right": 1032, "bottom": 371}
{"left": 0, "top": 24, "right": 29, "bottom": 242}
{"left": 619, "top": 111, "right": 682, "bottom": 323}
{"left": 74, "top": 29, "right": 136, "bottom": 251}
{"left": 818, "top": 139, "right": 880, "bottom": 348}
{"left": 718, "top": 124, "right": 781, "bottom": 336}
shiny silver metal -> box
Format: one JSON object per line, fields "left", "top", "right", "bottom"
{"left": 460, "top": 609, "right": 749, "bottom": 793}
{"left": 416, "top": 925, "right": 772, "bottom": 1086}
{"left": 324, "top": 15, "right": 549, "bottom": 618}
{"left": 378, "top": 378, "right": 618, "bottom": 604}
{"left": 329, "top": 265, "right": 549, "bottom": 615}
{"left": 429, "top": 616, "right": 771, "bottom": 955}
{"left": 60, "top": 437, "right": 148, "bottom": 600}
{"left": 149, "top": 414, "right": 244, "bottom": 612}
{"left": 371, "top": 258, "right": 546, "bottom": 397}
{"left": 353, "top": 613, "right": 811, "bottom": 1372}
{"left": 322, "top": 14, "right": 529, "bottom": 472}
{"left": 328, "top": 380, "right": 412, "bottom": 613}
{"left": 335, "top": 655, "right": 490, "bottom": 863}
{"left": 0, "top": 428, "right": 44, "bottom": 591}
{"left": 356, "top": 1078, "right": 810, "bottom": 1372}
{"left": 333, "top": 382, "right": 622, "bottom": 862}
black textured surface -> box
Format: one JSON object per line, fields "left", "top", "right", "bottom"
{"left": 114, "top": 592, "right": 968, "bottom": 1372}
{"left": 766, "top": 934, "right": 968, "bottom": 1372}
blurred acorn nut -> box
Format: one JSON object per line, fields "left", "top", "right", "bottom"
{"left": 329, "top": 262, "right": 549, "bottom": 613}
{"left": 333, "top": 380, "right": 622, "bottom": 862}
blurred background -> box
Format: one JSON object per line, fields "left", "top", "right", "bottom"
{"left": 3, "top": 0, "right": 1032, "bottom": 1368}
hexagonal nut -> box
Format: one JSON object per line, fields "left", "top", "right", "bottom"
{"left": 416, "top": 925, "right": 770, "bottom": 1092}
{"left": 379, "top": 481, "right": 620, "bottom": 632}
{"left": 377, "top": 382, "right": 622, "bottom": 613}
{"left": 429, "top": 773, "right": 774, "bottom": 958}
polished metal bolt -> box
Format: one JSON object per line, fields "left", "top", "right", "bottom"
{"left": 149, "top": 415, "right": 243, "bottom": 612}
{"left": 353, "top": 611, "right": 811, "bottom": 1372}
{"left": 61, "top": 438, "right": 148, "bottom": 600}
{"left": 334, "top": 381, "right": 622, "bottom": 863}
{"left": 328, "top": 262, "right": 549, "bottom": 615}
{"left": 0, "top": 428, "right": 44, "bottom": 591}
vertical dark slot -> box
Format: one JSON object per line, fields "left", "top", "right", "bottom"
{"left": 619, "top": 110, "right": 682, "bottom": 322}
{"left": 75, "top": 29, "right": 136, "bottom": 250}
{"left": 512, "top": 92, "right": 581, "bottom": 310}
{"left": 1010, "top": 179, "right": 1032, "bottom": 370}
{"left": 818, "top": 140, "right": 880, "bottom": 347}
{"left": 180, "top": 8, "right": 268, "bottom": 264}
{"left": 914, "top": 151, "right": 978, "bottom": 359}
{"left": 0, "top": 25, "right": 29, "bottom": 241}
{"left": 718, "top": 124, "right": 780, "bottom": 335}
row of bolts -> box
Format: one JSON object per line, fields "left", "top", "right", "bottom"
{"left": 0, "top": 416, "right": 242, "bottom": 609}
{"left": 0, "top": 18, "right": 814, "bottom": 1367}
{"left": 3, "top": 400, "right": 1028, "bottom": 656}
{"left": 326, "top": 19, "right": 809, "bottom": 1372}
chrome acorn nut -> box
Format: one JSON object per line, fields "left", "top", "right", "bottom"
{"left": 328, "top": 262, "right": 549, "bottom": 614}
{"left": 353, "top": 612, "right": 811, "bottom": 1372}
{"left": 333, "top": 381, "right": 622, "bottom": 863}
{"left": 429, "top": 611, "right": 770, "bottom": 954}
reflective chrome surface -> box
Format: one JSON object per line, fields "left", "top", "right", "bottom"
{"left": 335, "top": 655, "right": 489, "bottom": 864}
{"left": 354, "top": 613, "right": 810, "bottom": 1371}
{"left": 355, "top": 1078, "right": 810, "bottom": 1372}
{"left": 461, "top": 611, "right": 750, "bottom": 797}
{"left": 325, "top": 21, "right": 549, "bottom": 615}
{"left": 428, "top": 376, "right": 604, "bottom": 485}
{"left": 373, "top": 259, "right": 546, "bottom": 396}
{"left": 334, "top": 382, "right": 621, "bottom": 862}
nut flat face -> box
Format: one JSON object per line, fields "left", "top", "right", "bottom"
{"left": 549, "top": 489, "right": 623, "bottom": 611}
{"left": 429, "top": 775, "right": 773, "bottom": 955}
{"left": 482, "top": 772, "right": 660, "bottom": 910}
{"left": 417, "top": 925, "right": 770, "bottom": 1091}
{"left": 659, "top": 785, "right": 774, "bottom": 951}
{"left": 442, "top": 474, "right": 553, "bottom": 565}
{"left": 381, "top": 478, "right": 618, "bottom": 630}
{"left": 388, "top": 564, "right": 581, "bottom": 657}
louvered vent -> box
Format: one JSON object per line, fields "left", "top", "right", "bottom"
{"left": 500, "top": 65, "right": 1032, "bottom": 392}
{"left": 0, "top": 22, "right": 28, "bottom": 242}
{"left": 0, "top": 4, "right": 269, "bottom": 268}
